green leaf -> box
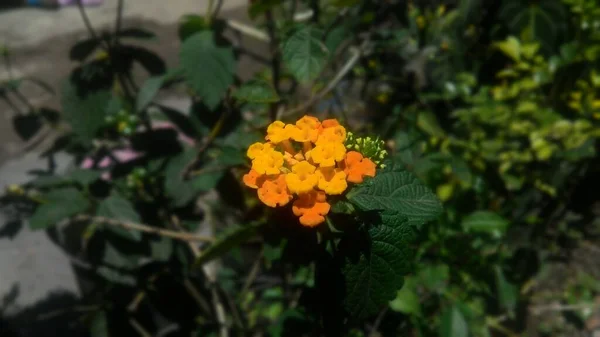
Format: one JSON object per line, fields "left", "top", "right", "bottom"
{"left": 494, "top": 36, "right": 521, "bottom": 61}
{"left": 194, "top": 222, "right": 262, "bottom": 267}
{"left": 417, "top": 110, "right": 445, "bottom": 137}
{"left": 417, "top": 264, "right": 450, "bottom": 293}
{"left": 29, "top": 175, "right": 70, "bottom": 188}
{"left": 347, "top": 168, "right": 443, "bottom": 225}
{"left": 90, "top": 311, "right": 108, "bottom": 337}
{"left": 389, "top": 276, "right": 421, "bottom": 316}
{"left": 439, "top": 305, "right": 468, "bottom": 337}
{"left": 67, "top": 169, "right": 102, "bottom": 186}
{"left": 103, "top": 242, "right": 139, "bottom": 270}
{"left": 178, "top": 14, "right": 209, "bottom": 41}
{"left": 281, "top": 25, "right": 328, "bottom": 82}
{"left": 342, "top": 212, "right": 416, "bottom": 318}
{"left": 29, "top": 187, "right": 90, "bottom": 230}
{"left": 233, "top": 79, "right": 279, "bottom": 103}
{"left": 61, "top": 82, "right": 111, "bottom": 145}
{"left": 96, "top": 266, "right": 136, "bottom": 286}
{"left": 69, "top": 38, "right": 101, "bottom": 62}
{"left": 180, "top": 31, "right": 236, "bottom": 109}
{"left": 495, "top": 267, "right": 518, "bottom": 312}
{"left": 97, "top": 194, "right": 142, "bottom": 241}
{"left": 150, "top": 237, "right": 173, "bottom": 262}
{"left": 136, "top": 75, "right": 164, "bottom": 111}
{"left": 462, "top": 211, "right": 509, "bottom": 238}
{"left": 164, "top": 148, "right": 198, "bottom": 207}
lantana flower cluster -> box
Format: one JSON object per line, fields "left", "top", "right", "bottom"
{"left": 243, "top": 116, "right": 377, "bottom": 227}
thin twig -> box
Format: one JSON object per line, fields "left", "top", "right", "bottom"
{"left": 265, "top": 10, "right": 282, "bottom": 122}
{"left": 74, "top": 215, "right": 215, "bottom": 243}
{"left": 76, "top": 0, "right": 99, "bottom": 40}
{"left": 115, "top": 0, "right": 124, "bottom": 36}
{"left": 241, "top": 250, "right": 263, "bottom": 297}
{"left": 36, "top": 305, "right": 98, "bottom": 321}
{"left": 129, "top": 318, "right": 152, "bottom": 337}
{"left": 368, "top": 307, "right": 388, "bottom": 337}
{"left": 281, "top": 44, "right": 364, "bottom": 118}
{"left": 530, "top": 302, "right": 600, "bottom": 315}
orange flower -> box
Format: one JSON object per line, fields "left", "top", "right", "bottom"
{"left": 242, "top": 169, "right": 266, "bottom": 189}
{"left": 317, "top": 119, "right": 346, "bottom": 144}
{"left": 257, "top": 175, "right": 293, "bottom": 207}
{"left": 247, "top": 142, "right": 273, "bottom": 159}
{"left": 343, "top": 151, "right": 376, "bottom": 183}
{"left": 251, "top": 150, "right": 284, "bottom": 175}
{"left": 292, "top": 190, "right": 331, "bottom": 227}
{"left": 285, "top": 161, "right": 319, "bottom": 194}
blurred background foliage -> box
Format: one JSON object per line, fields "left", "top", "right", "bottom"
{"left": 2, "top": 0, "right": 600, "bottom": 336}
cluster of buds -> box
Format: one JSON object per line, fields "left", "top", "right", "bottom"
{"left": 243, "top": 116, "right": 378, "bottom": 227}
{"left": 104, "top": 109, "right": 139, "bottom": 136}
{"left": 345, "top": 132, "right": 388, "bottom": 168}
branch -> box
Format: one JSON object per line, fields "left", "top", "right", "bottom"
{"left": 530, "top": 302, "right": 600, "bottom": 315}
{"left": 226, "top": 20, "right": 270, "bottom": 42}
{"left": 74, "top": 215, "right": 215, "bottom": 243}
{"left": 281, "top": 43, "right": 365, "bottom": 118}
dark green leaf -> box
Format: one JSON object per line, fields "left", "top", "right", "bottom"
{"left": 233, "top": 79, "right": 279, "bottom": 103}
{"left": 180, "top": 31, "right": 236, "bottom": 109}
{"left": 12, "top": 114, "right": 42, "bottom": 141}
{"left": 61, "top": 82, "right": 111, "bottom": 145}
{"left": 29, "top": 187, "right": 90, "bottom": 230}
{"left": 209, "top": 146, "right": 245, "bottom": 166}
{"left": 248, "top": 0, "right": 280, "bottom": 19}
{"left": 97, "top": 194, "right": 142, "bottom": 241}
{"left": 347, "top": 169, "right": 442, "bottom": 225}
{"left": 462, "top": 211, "right": 509, "bottom": 238}
{"left": 29, "top": 175, "right": 70, "bottom": 188}
{"left": 164, "top": 148, "right": 197, "bottom": 207}
{"left": 439, "top": 305, "right": 468, "bottom": 337}
{"left": 67, "top": 169, "right": 102, "bottom": 186}
{"left": 90, "top": 311, "right": 108, "bottom": 337}
{"left": 495, "top": 267, "right": 518, "bottom": 312}
{"left": 158, "top": 104, "right": 202, "bottom": 141}
{"left": 103, "top": 242, "right": 139, "bottom": 270}
{"left": 178, "top": 14, "right": 209, "bottom": 41}
{"left": 281, "top": 25, "right": 328, "bottom": 82}
{"left": 342, "top": 212, "right": 415, "bottom": 318}
{"left": 96, "top": 266, "right": 136, "bottom": 286}
{"left": 136, "top": 75, "right": 164, "bottom": 111}
{"left": 70, "top": 38, "right": 101, "bottom": 62}
{"left": 194, "top": 222, "right": 262, "bottom": 267}
{"left": 118, "top": 28, "right": 157, "bottom": 40}
{"left": 150, "top": 237, "right": 173, "bottom": 262}
{"left": 125, "top": 46, "right": 166, "bottom": 75}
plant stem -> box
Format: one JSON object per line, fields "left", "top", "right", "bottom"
{"left": 74, "top": 215, "right": 215, "bottom": 242}
{"left": 265, "top": 10, "right": 281, "bottom": 122}
{"left": 76, "top": 0, "right": 99, "bottom": 41}
{"left": 115, "top": 0, "right": 124, "bottom": 36}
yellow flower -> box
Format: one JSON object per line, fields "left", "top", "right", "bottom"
{"left": 266, "top": 121, "right": 294, "bottom": 143}
{"left": 247, "top": 142, "right": 273, "bottom": 159}
{"left": 291, "top": 115, "right": 321, "bottom": 143}
{"left": 251, "top": 150, "right": 284, "bottom": 175}
{"left": 316, "top": 167, "right": 347, "bottom": 195}
{"left": 285, "top": 161, "right": 319, "bottom": 194}
{"left": 308, "top": 142, "right": 346, "bottom": 167}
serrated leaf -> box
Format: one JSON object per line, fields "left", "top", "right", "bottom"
{"left": 462, "top": 211, "right": 509, "bottom": 238}
{"left": 103, "top": 242, "right": 140, "bottom": 270}
{"left": 61, "top": 82, "right": 111, "bottom": 146}
{"left": 97, "top": 194, "right": 142, "bottom": 241}
{"left": 194, "top": 222, "right": 262, "bottom": 267}
{"left": 180, "top": 31, "right": 236, "bottom": 109}
{"left": 29, "top": 187, "right": 90, "bottom": 230}
{"left": 178, "top": 14, "right": 209, "bottom": 41}
{"left": 342, "top": 212, "right": 415, "bottom": 318}
{"left": 90, "top": 311, "right": 108, "bottom": 337}
{"left": 347, "top": 169, "right": 442, "bottom": 225}
{"left": 96, "top": 266, "right": 136, "bottom": 286}
{"left": 233, "top": 79, "right": 279, "bottom": 103}
{"left": 281, "top": 25, "right": 328, "bottom": 82}
{"left": 439, "top": 305, "right": 468, "bottom": 337}
{"left": 150, "top": 237, "right": 173, "bottom": 262}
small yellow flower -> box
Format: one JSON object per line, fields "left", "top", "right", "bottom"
{"left": 317, "top": 119, "right": 346, "bottom": 144}
{"left": 316, "top": 167, "right": 347, "bottom": 195}
{"left": 309, "top": 142, "right": 346, "bottom": 167}
{"left": 266, "top": 121, "right": 294, "bottom": 143}
{"left": 252, "top": 150, "right": 284, "bottom": 175}
{"left": 285, "top": 161, "right": 319, "bottom": 194}
{"left": 247, "top": 142, "right": 273, "bottom": 159}
{"left": 291, "top": 116, "right": 321, "bottom": 143}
